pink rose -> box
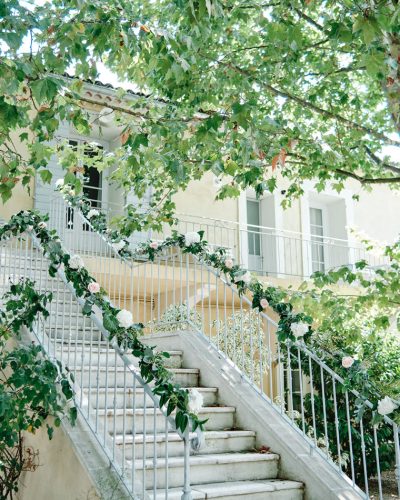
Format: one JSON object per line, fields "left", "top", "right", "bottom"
{"left": 88, "top": 282, "right": 100, "bottom": 294}
{"left": 260, "top": 298, "right": 269, "bottom": 309}
{"left": 150, "top": 241, "right": 158, "bottom": 249}
{"left": 224, "top": 258, "right": 233, "bottom": 269}
{"left": 342, "top": 356, "right": 354, "bottom": 369}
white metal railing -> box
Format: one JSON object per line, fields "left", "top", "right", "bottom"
{"left": 63, "top": 195, "right": 389, "bottom": 278}
{"left": 0, "top": 225, "right": 195, "bottom": 499}
{"left": 48, "top": 195, "right": 400, "bottom": 500}
{"left": 155, "top": 213, "right": 389, "bottom": 279}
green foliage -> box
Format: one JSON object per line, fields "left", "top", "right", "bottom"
{"left": 149, "top": 303, "right": 203, "bottom": 334}
{"left": 0, "top": 278, "right": 53, "bottom": 335}
{"left": 57, "top": 191, "right": 400, "bottom": 427}
{"left": 0, "top": 280, "right": 76, "bottom": 499}
{"left": 0, "top": 210, "right": 205, "bottom": 434}
{"left": 1, "top": 0, "right": 400, "bottom": 220}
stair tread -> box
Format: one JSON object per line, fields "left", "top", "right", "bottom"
{"left": 114, "top": 430, "right": 255, "bottom": 444}
{"left": 99, "top": 406, "right": 235, "bottom": 416}
{"left": 76, "top": 366, "right": 199, "bottom": 373}
{"left": 151, "top": 479, "right": 304, "bottom": 498}
{"left": 55, "top": 343, "right": 183, "bottom": 356}
{"left": 132, "top": 452, "right": 280, "bottom": 469}
{"left": 94, "top": 386, "right": 217, "bottom": 394}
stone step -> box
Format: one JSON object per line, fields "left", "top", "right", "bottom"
{"left": 45, "top": 326, "right": 104, "bottom": 342}
{"left": 75, "top": 366, "right": 200, "bottom": 388}
{"left": 149, "top": 479, "right": 304, "bottom": 500}
{"left": 115, "top": 430, "right": 256, "bottom": 459}
{"left": 131, "top": 452, "right": 280, "bottom": 490}
{"left": 89, "top": 386, "right": 217, "bottom": 409}
{"left": 55, "top": 344, "right": 183, "bottom": 369}
{"left": 46, "top": 299, "right": 88, "bottom": 314}
{"left": 99, "top": 406, "right": 235, "bottom": 434}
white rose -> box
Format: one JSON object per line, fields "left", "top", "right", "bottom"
{"left": 224, "top": 258, "right": 233, "bottom": 269}
{"left": 377, "top": 396, "right": 398, "bottom": 416}
{"left": 88, "top": 282, "right": 100, "bottom": 294}
{"left": 234, "top": 271, "right": 251, "bottom": 284}
{"left": 112, "top": 240, "right": 126, "bottom": 252}
{"left": 55, "top": 179, "right": 64, "bottom": 188}
{"left": 184, "top": 231, "right": 201, "bottom": 247}
{"left": 87, "top": 209, "right": 100, "bottom": 219}
{"left": 26, "top": 225, "right": 34, "bottom": 232}
{"left": 68, "top": 189, "right": 75, "bottom": 196}
{"left": 116, "top": 309, "right": 133, "bottom": 329}
{"left": 342, "top": 356, "right": 355, "bottom": 369}
{"left": 290, "top": 321, "right": 309, "bottom": 339}
{"left": 69, "top": 254, "right": 84, "bottom": 270}
{"left": 38, "top": 221, "right": 47, "bottom": 229}
{"left": 188, "top": 388, "right": 204, "bottom": 414}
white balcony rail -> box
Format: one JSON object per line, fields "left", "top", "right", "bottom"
{"left": 68, "top": 197, "right": 388, "bottom": 278}
{"left": 47, "top": 195, "right": 400, "bottom": 500}
{"left": 155, "top": 213, "right": 389, "bottom": 279}
{"left": 0, "top": 223, "right": 194, "bottom": 500}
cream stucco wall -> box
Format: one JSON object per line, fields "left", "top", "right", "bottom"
{"left": 0, "top": 131, "right": 34, "bottom": 221}
{"left": 17, "top": 420, "right": 100, "bottom": 500}
{"left": 351, "top": 182, "right": 400, "bottom": 243}
{"left": 173, "top": 172, "right": 238, "bottom": 223}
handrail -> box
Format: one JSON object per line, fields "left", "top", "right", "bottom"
{"left": 174, "top": 212, "right": 361, "bottom": 245}
{"left": 0, "top": 219, "right": 197, "bottom": 499}
{"left": 49, "top": 192, "right": 400, "bottom": 499}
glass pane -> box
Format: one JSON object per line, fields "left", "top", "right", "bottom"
{"left": 247, "top": 200, "right": 261, "bottom": 256}
{"left": 247, "top": 200, "right": 260, "bottom": 226}
{"left": 310, "top": 207, "right": 323, "bottom": 226}
{"left": 310, "top": 207, "right": 325, "bottom": 272}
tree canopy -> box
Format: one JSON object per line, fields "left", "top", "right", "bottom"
{"left": 1, "top": 0, "right": 400, "bottom": 217}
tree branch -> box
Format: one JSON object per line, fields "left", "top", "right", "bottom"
{"left": 220, "top": 61, "right": 400, "bottom": 146}
{"left": 365, "top": 146, "right": 400, "bottom": 175}
{"left": 334, "top": 168, "right": 400, "bottom": 184}
{"left": 292, "top": 7, "right": 325, "bottom": 32}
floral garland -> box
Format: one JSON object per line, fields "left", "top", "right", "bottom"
{"left": 56, "top": 182, "right": 400, "bottom": 423}
{"left": 0, "top": 210, "right": 205, "bottom": 434}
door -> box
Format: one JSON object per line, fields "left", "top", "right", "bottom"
{"left": 63, "top": 140, "right": 108, "bottom": 253}
{"left": 246, "top": 199, "right": 263, "bottom": 273}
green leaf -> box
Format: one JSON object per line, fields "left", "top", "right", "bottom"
{"left": 39, "top": 169, "right": 52, "bottom": 184}
{"left": 30, "top": 78, "right": 60, "bottom": 104}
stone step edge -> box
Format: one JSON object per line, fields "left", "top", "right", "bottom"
{"left": 149, "top": 479, "right": 304, "bottom": 498}
{"left": 114, "top": 430, "right": 255, "bottom": 444}
{"left": 131, "top": 452, "right": 280, "bottom": 469}
{"left": 98, "top": 406, "right": 236, "bottom": 416}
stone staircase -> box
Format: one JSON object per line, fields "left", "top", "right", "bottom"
{"left": 2, "top": 258, "right": 305, "bottom": 499}
{"left": 54, "top": 327, "right": 304, "bottom": 498}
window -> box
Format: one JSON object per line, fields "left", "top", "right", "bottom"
{"left": 309, "top": 207, "right": 325, "bottom": 272}
{"left": 66, "top": 140, "right": 103, "bottom": 231}
{"left": 247, "top": 199, "right": 261, "bottom": 256}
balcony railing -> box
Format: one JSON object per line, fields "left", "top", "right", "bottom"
{"left": 56, "top": 193, "right": 389, "bottom": 280}
{"left": 154, "top": 214, "right": 389, "bottom": 279}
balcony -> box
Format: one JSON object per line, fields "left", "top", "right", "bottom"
{"left": 155, "top": 214, "right": 389, "bottom": 280}
{"left": 53, "top": 194, "right": 388, "bottom": 281}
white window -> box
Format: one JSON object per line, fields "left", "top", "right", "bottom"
{"left": 309, "top": 207, "right": 325, "bottom": 273}
{"left": 69, "top": 140, "right": 103, "bottom": 208}
{"left": 247, "top": 199, "right": 261, "bottom": 256}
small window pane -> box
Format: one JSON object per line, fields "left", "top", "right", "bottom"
{"left": 247, "top": 200, "right": 261, "bottom": 256}
{"left": 309, "top": 207, "right": 325, "bottom": 272}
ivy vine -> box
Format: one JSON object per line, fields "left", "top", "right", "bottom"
{"left": 56, "top": 184, "right": 400, "bottom": 426}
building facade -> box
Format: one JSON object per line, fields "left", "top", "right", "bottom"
{"left": 1, "top": 79, "right": 399, "bottom": 285}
